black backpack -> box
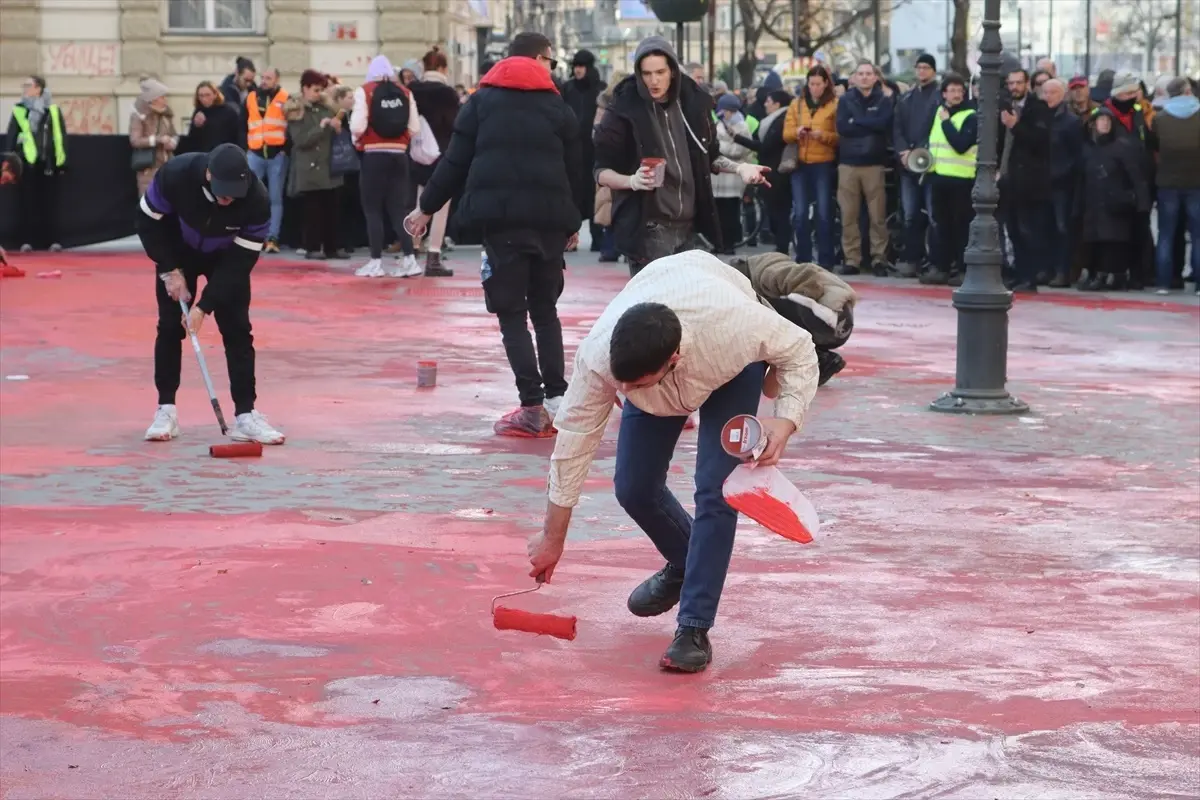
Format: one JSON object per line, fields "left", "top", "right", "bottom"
{"left": 369, "top": 81, "right": 410, "bottom": 138}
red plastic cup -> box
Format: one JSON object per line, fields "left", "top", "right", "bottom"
{"left": 640, "top": 157, "right": 666, "bottom": 188}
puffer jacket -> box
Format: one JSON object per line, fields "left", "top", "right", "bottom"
{"left": 284, "top": 95, "right": 344, "bottom": 195}
{"left": 730, "top": 252, "right": 857, "bottom": 348}
{"left": 782, "top": 91, "right": 839, "bottom": 164}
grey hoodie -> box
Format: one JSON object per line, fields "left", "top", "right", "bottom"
{"left": 634, "top": 36, "right": 695, "bottom": 225}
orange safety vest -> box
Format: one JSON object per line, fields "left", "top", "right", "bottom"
{"left": 246, "top": 88, "right": 289, "bottom": 150}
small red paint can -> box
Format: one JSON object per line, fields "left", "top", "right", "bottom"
{"left": 720, "top": 414, "right": 766, "bottom": 460}
{"left": 417, "top": 360, "right": 437, "bottom": 388}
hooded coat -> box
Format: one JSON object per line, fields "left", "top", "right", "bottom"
{"left": 1074, "top": 109, "right": 1152, "bottom": 243}
{"left": 562, "top": 50, "right": 607, "bottom": 219}
{"left": 283, "top": 94, "right": 344, "bottom": 196}
{"left": 129, "top": 82, "right": 178, "bottom": 196}
{"left": 593, "top": 36, "right": 721, "bottom": 255}
{"left": 729, "top": 252, "right": 857, "bottom": 348}
{"left": 182, "top": 97, "right": 242, "bottom": 155}
{"left": 407, "top": 69, "right": 462, "bottom": 184}
{"left": 416, "top": 56, "right": 583, "bottom": 235}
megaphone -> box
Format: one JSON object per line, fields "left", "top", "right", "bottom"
{"left": 907, "top": 147, "right": 933, "bottom": 174}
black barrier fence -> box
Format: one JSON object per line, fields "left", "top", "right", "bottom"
{"left": 1, "top": 135, "right": 480, "bottom": 253}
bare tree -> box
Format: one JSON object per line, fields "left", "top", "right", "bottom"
{"left": 951, "top": 0, "right": 970, "bottom": 76}
{"left": 1112, "top": 0, "right": 1172, "bottom": 72}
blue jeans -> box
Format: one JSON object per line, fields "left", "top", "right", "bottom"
{"left": 1050, "top": 185, "right": 1074, "bottom": 279}
{"left": 790, "top": 161, "right": 836, "bottom": 266}
{"left": 900, "top": 171, "right": 935, "bottom": 265}
{"left": 613, "top": 362, "right": 766, "bottom": 629}
{"left": 1156, "top": 188, "right": 1200, "bottom": 289}
{"left": 248, "top": 151, "right": 289, "bottom": 241}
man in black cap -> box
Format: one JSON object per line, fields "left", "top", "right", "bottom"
{"left": 138, "top": 143, "right": 284, "bottom": 445}
{"left": 894, "top": 53, "right": 942, "bottom": 279}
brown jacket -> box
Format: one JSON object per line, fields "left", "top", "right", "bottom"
{"left": 129, "top": 101, "right": 177, "bottom": 194}
{"left": 782, "top": 95, "right": 839, "bottom": 164}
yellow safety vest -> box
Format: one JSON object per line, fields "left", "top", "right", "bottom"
{"left": 928, "top": 107, "right": 977, "bottom": 179}
{"left": 11, "top": 104, "right": 67, "bottom": 168}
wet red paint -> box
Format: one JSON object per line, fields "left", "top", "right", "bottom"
{"left": 1, "top": 248, "right": 1198, "bottom": 798}
{"left": 725, "top": 488, "right": 814, "bottom": 543}
{"left": 493, "top": 606, "right": 578, "bottom": 640}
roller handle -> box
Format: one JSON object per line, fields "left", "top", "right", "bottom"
{"left": 179, "top": 297, "right": 229, "bottom": 436}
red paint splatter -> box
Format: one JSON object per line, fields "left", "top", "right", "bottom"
{"left": 726, "top": 488, "right": 814, "bottom": 544}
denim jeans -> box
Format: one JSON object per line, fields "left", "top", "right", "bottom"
{"left": 1050, "top": 185, "right": 1074, "bottom": 279}
{"left": 790, "top": 161, "right": 836, "bottom": 266}
{"left": 613, "top": 362, "right": 766, "bottom": 629}
{"left": 247, "top": 151, "right": 288, "bottom": 242}
{"left": 1156, "top": 188, "right": 1200, "bottom": 289}
{"left": 900, "top": 171, "right": 935, "bottom": 265}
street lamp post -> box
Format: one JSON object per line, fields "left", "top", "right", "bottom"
{"left": 929, "top": 0, "right": 1029, "bottom": 416}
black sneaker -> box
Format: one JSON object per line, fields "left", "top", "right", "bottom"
{"left": 872, "top": 262, "right": 892, "bottom": 277}
{"left": 659, "top": 626, "right": 712, "bottom": 673}
{"left": 919, "top": 268, "right": 949, "bottom": 285}
{"left": 947, "top": 271, "right": 963, "bottom": 287}
{"left": 627, "top": 563, "right": 685, "bottom": 617}
{"left": 1047, "top": 274, "right": 1071, "bottom": 288}
{"left": 833, "top": 264, "right": 860, "bottom": 276}
{"left": 816, "top": 350, "right": 845, "bottom": 386}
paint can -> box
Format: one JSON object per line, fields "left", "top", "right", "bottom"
{"left": 417, "top": 360, "right": 437, "bottom": 388}
{"left": 720, "top": 414, "right": 767, "bottom": 461}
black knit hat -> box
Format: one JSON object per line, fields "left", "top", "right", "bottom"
{"left": 916, "top": 53, "right": 937, "bottom": 70}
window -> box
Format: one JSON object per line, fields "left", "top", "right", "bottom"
{"left": 167, "top": 0, "right": 255, "bottom": 33}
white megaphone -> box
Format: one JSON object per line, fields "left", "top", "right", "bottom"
{"left": 907, "top": 147, "right": 933, "bottom": 174}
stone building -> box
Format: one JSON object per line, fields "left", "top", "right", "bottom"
{"left": 0, "top": 0, "right": 500, "bottom": 135}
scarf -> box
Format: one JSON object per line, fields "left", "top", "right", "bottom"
{"left": 19, "top": 91, "right": 50, "bottom": 132}
{"left": 422, "top": 71, "right": 450, "bottom": 85}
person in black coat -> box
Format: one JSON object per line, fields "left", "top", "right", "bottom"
{"left": 180, "top": 81, "right": 243, "bottom": 155}
{"left": 735, "top": 89, "right": 793, "bottom": 254}
{"left": 562, "top": 49, "right": 607, "bottom": 251}
{"left": 998, "top": 69, "right": 1054, "bottom": 292}
{"left": 407, "top": 46, "right": 464, "bottom": 276}
{"left": 406, "top": 33, "right": 583, "bottom": 438}
{"left": 1043, "top": 78, "right": 1085, "bottom": 287}
{"left": 1073, "top": 108, "right": 1152, "bottom": 291}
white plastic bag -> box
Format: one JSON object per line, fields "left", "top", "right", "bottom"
{"left": 723, "top": 464, "right": 819, "bottom": 544}
{"left": 410, "top": 115, "right": 441, "bottom": 166}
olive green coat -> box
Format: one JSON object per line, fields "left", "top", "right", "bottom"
{"left": 285, "top": 97, "right": 344, "bottom": 195}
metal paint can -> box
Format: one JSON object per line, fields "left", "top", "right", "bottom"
{"left": 417, "top": 360, "right": 437, "bottom": 388}
{"left": 720, "top": 414, "right": 766, "bottom": 460}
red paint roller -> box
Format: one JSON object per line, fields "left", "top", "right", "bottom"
{"left": 491, "top": 575, "right": 577, "bottom": 641}
{"left": 209, "top": 442, "right": 264, "bottom": 458}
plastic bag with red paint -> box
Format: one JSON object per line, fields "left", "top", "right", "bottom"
{"left": 723, "top": 464, "right": 819, "bottom": 544}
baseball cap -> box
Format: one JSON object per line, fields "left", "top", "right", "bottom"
{"left": 1068, "top": 75, "right": 1088, "bottom": 89}
{"left": 207, "top": 143, "right": 251, "bottom": 199}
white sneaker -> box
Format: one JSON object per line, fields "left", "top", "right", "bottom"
{"left": 1155, "top": 288, "right": 1170, "bottom": 295}
{"left": 389, "top": 254, "right": 423, "bottom": 278}
{"left": 145, "top": 404, "right": 180, "bottom": 441}
{"left": 543, "top": 396, "right": 563, "bottom": 421}
{"left": 230, "top": 410, "right": 286, "bottom": 445}
{"left": 355, "top": 258, "right": 386, "bottom": 278}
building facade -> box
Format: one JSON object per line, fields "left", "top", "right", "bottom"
{"left": 1, "top": 0, "right": 499, "bottom": 135}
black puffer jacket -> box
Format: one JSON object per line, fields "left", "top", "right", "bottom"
{"left": 181, "top": 101, "right": 243, "bottom": 155}
{"left": 407, "top": 73, "right": 462, "bottom": 183}
{"left": 593, "top": 44, "right": 720, "bottom": 253}
{"left": 1074, "top": 110, "right": 1152, "bottom": 243}
{"left": 562, "top": 50, "right": 606, "bottom": 220}
{"left": 417, "top": 57, "right": 582, "bottom": 234}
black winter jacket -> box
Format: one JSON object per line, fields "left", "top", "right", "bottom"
{"left": 735, "top": 107, "right": 790, "bottom": 205}
{"left": 562, "top": 63, "right": 606, "bottom": 219}
{"left": 893, "top": 80, "right": 942, "bottom": 154}
{"left": 407, "top": 75, "right": 462, "bottom": 184}
{"left": 1049, "top": 104, "right": 1085, "bottom": 188}
{"left": 836, "top": 84, "right": 895, "bottom": 166}
{"left": 999, "top": 94, "right": 1053, "bottom": 203}
{"left": 593, "top": 67, "right": 720, "bottom": 254}
{"left": 1073, "top": 114, "right": 1152, "bottom": 244}
{"left": 417, "top": 57, "right": 583, "bottom": 235}
{"left": 181, "top": 101, "right": 243, "bottom": 155}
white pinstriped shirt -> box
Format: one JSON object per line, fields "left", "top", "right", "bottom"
{"left": 548, "top": 250, "right": 819, "bottom": 508}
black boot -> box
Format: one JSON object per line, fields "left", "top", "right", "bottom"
{"left": 817, "top": 350, "right": 846, "bottom": 386}
{"left": 424, "top": 251, "right": 454, "bottom": 277}
{"left": 627, "top": 563, "right": 685, "bottom": 617}
{"left": 659, "top": 626, "right": 712, "bottom": 673}
{"left": 947, "top": 271, "right": 963, "bottom": 287}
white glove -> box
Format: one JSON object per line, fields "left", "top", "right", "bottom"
{"left": 628, "top": 168, "right": 654, "bottom": 191}
{"left": 736, "top": 163, "right": 769, "bottom": 185}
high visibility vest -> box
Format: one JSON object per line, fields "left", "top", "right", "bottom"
{"left": 246, "top": 88, "right": 289, "bottom": 150}
{"left": 928, "top": 107, "right": 977, "bottom": 179}
{"left": 11, "top": 104, "right": 67, "bottom": 168}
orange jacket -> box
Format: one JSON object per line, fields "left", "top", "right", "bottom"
{"left": 782, "top": 95, "right": 839, "bottom": 164}
{"left": 246, "top": 87, "right": 289, "bottom": 150}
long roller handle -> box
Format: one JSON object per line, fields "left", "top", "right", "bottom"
{"left": 180, "top": 298, "right": 228, "bottom": 436}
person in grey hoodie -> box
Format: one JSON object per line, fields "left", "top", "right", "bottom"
{"left": 1153, "top": 77, "right": 1200, "bottom": 294}
{"left": 593, "top": 35, "right": 769, "bottom": 275}
{"left": 892, "top": 53, "right": 942, "bottom": 277}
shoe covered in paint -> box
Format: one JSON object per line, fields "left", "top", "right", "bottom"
{"left": 659, "top": 625, "right": 712, "bottom": 673}
{"left": 817, "top": 350, "right": 846, "bottom": 387}
{"left": 543, "top": 395, "right": 564, "bottom": 421}
{"left": 424, "top": 251, "right": 454, "bottom": 277}
{"left": 145, "top": 404, "right": 180, "bottom": 441}
{"left": 627, "top": 563, "right": 685, "bottom": 617}
{"left": 493, "top": 406, "right": 554, "bottom": 438}
{"left": 355, "top": 258, "right": 386, "bottom": 278}
{"left": 390, "top": 253, "right": 423, "bottom": 278}
{"left": 230, "top": 410, "right": 285, "bottom": 445}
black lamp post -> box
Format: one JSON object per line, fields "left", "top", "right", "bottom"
{"left": 929, "top": 0, "right": 1029, "bottom": 416}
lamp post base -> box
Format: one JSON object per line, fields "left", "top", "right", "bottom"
{"left": 929, "top": 391, "right": 1030, "bottom": 415}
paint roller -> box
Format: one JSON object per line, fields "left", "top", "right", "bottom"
{"left": 491, "top": 574, "right": 577, "bottom": 641}
{"left": 179, "top": 298, "right": 262, "bottom": 459}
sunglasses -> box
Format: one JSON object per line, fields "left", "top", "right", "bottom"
{"left": 539, "top": 54, "right": 558, "bottom": 71}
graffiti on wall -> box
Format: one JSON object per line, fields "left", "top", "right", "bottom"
{"left": 58, "top": 97, "right": 118, "bottom": 135}
{"left": 43, "top": 43, "right": 120, "bottom": 77}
